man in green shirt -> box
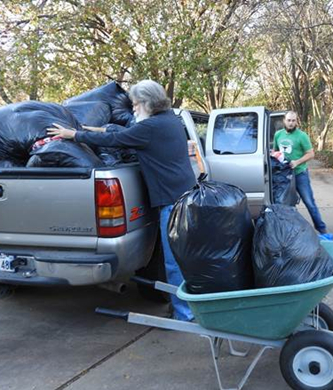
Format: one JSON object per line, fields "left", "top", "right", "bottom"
{"left": 273, "top": 111, "right": 327, "bottom": 234}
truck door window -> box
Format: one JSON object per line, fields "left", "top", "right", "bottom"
{"left": 270, "top": 115, "right": 284, "bottom": 145}
{"left": 213, "top": 112, "right": 258, "bottom": 154}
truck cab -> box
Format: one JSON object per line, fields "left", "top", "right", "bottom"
{"left": 185, "top": 107, "right": 284, "bottom": 218}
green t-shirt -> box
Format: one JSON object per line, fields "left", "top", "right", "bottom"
{"left": 273, "top": 128, "right": 313, "bottom": 175}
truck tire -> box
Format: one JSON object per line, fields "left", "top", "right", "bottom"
{"left": 0, "top": 283, "right": 15, "bottom": 299}
{"left": 136, "top": 233, "right": 170, "bottom": 303}
{"left": 317, "top": 303, "right": 333, "bottom": 331}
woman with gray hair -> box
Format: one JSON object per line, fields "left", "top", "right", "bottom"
{"left": 47, "top": 80, "right": 196, "bottom": 321}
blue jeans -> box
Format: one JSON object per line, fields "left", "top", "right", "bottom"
{"left": 295, "top": 170, "right": 327, "bottom": 234}
{"left": 159, "top": 205, "right": 194, "bottom": 321}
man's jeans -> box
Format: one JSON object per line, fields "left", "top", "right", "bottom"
{"left": 160, "top": 205, "right": 194, "bottom": 321}
{"left": 295, "top": 170, "right": 327, "bottom": 234}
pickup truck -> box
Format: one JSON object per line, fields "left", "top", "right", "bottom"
{"left": 0, "top": 107, "right": 283, "bottom": 294}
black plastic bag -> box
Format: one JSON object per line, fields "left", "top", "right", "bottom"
{"left": 271, "top": 156, "right": 299, "bottom": 206}
{"left": 168, "top": 179, "right": 254, "bottom": 294}
{"left": 64, "top": 101, "right": 111, "bottom": 127}
{"left": 27, "top": 139, "right": 104, "bottom": 168}
{"left": 0, "top": 160, "right": 23, "bottom": 168}
{"left": 95, "top": 124, "right": 138, "bottom": 166}
{"left": 63, "top": 82, "right": 133, "bottom": 126}
{"left": 0, "top": 101, "right": 81, "bottom": 164}
{"left": 252, "top": 204, "right": 333, "bottom": 287}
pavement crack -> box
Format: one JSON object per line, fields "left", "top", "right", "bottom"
{"left": 54, "top": 327, "right": 153, "bottom": 390}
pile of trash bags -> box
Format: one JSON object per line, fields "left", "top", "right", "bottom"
{"left": 0, "top": 82, "right": 135, "bottom": 168}
{"left": 168, "top": 176, "right": 333, "bottom": 294}
{"left": 168, "top": 177, "right": 254, "bottom": 294}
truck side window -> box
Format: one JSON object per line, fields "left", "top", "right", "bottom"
{"left": 213, "top": 113, "right": 258, "bottom": 154}
{"left": 269, "top": 116, "right": 284, "bottom": 145}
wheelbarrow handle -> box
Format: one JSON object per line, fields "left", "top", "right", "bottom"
{"left": 95, "top": 307, "right": 129, "bottom": 321}
{"left": 130, "top": 275, "right": 156, "bottom": 287}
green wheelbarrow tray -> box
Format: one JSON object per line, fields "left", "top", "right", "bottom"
{"left": 177, "top": 241, "right": 333, "bottom": 340}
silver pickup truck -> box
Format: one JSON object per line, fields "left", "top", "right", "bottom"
{"left": 0, "top": 107, "right": 283, "bottom": 292}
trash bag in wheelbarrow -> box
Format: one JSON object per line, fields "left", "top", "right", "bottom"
{"left": 252, "top": 204, "right": 333, "bottom": 288}
{"left": 0, "top": 101, "right": 82, "bottom": 165}
{"left": 63, "top": 81, "right": 133, "bottom": 126}
{"left": 271, "top": 154, "right": 299, "bottom": 206}
{"left": 168, "top": 178, "right": 254, "bottom": 294}
{"left": 27, "top": 137, "right": 104, "bottom": 168}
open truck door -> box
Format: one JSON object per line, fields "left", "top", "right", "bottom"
{"left": 173, "top": 108, "right": 211, "bottom": 179}
{"left": 205, "top": 106, "right": 271, "bottom": 218}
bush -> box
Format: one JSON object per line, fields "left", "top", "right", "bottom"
{"left": 315, "top": 150, "right": 333, "bottom": 168}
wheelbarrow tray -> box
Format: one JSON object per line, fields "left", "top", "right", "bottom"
{"left": 177, "top": 241, "right": 333, "bottom": 340}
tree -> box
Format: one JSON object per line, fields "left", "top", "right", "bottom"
{"left": 0, "top": 0, "right": 263, "bottom": 110}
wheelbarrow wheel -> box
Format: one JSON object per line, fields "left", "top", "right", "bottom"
{"left": 280, "top": 330, "right": 333, "bottom": 390}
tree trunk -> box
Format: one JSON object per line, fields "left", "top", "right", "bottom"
{"left": 0, "top": 84, "right": 12, "bottom": 104}
{"left": 317, "top": 128, "right": 329, "bottom": 151}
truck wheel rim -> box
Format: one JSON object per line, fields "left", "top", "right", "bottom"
{"left": 293, "top": 346, "right": 333, "bottom": 387}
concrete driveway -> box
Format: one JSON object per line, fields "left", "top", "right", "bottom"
{"left": 1, "top": 163, "right": 333, "bottom": 390}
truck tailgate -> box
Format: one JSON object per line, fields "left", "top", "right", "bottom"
{"left": 0, "top": 168, "right": 97, "bottom": 237}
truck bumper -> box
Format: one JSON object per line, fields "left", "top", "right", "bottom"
{"left": 0, "top": 251, "right": 117, "bottom": 286}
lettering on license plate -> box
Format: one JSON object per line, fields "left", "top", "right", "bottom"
{"left": 0, "top": 254, "right": 16, "bottom": 273}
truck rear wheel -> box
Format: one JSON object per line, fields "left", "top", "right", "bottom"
{"left": 136, "top": 233, "right": 170, "bottom": 303}
{"left": 0, "top": 283, "right": 15, "bottom": 299}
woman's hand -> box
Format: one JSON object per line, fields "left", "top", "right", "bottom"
{"left": 47, "top": 123, "right": 76, "bottom": 139}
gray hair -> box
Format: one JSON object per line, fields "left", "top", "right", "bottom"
{"left": 129, "top": 80, "right": 171, "bottom": 115}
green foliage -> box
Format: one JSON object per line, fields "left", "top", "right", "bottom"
{"left": 0, "top": 0, "right": 262, "bottom": 108}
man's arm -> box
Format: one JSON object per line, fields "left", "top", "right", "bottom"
{"left": 47, "top": 122, "right": 151, "bottom": 149}
{"left": 75, "top": 122, "right": 151, "bottom": 149}
{"left": 289, "top": 149, "right": 314, "bottom": 169}
{"left": 82, "top": 125, "right": 106, "bottom": 132}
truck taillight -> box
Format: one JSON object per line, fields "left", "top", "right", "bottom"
{"left": 95, "top": 178, "right": 126, "bottom": 237}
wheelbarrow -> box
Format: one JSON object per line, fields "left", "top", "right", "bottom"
{"left": 96, "top": 241, "right": 333, "bottom": 390}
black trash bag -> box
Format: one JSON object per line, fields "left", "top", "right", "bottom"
{"left": 0, "top": 160, "right": 23, "bottom": 168}
{"left": 168, "top": 179, "right": 254, "bottom": 294}
{"left": 27, "top": 139, "right": 104, "bottom": 168}
{"left": 0, "top": 101, "right": 81, "bottom": 164}
{"left": 271, "top": 156, "right": 299, "bottom": 206}
{"left": 95, "top": 124, "right": 138, "bottom": 166}
{"left": 63, "top": 101, "right": 111, "bottom": 127}
{"left": 64, "top": 82, "right": 133, "bottom": 126}
{"left": 252, "top": 204, "right": 333, "bottom": 288}
{"left": 109, "top": 92, "right": 134, "bottom": 126}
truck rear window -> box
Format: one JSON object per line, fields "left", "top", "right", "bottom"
{"left": 213, "top": 112, "right": 258, "bottom": 154}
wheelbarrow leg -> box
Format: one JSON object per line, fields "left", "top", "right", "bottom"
{"left": 227, "top": 340, "right": 252, "bottom": 357}
{"left": 203, "top": 335, "right": 273, "bottom": 390}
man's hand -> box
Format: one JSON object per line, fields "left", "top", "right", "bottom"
{"left": 289, "top": 160, "right": 299, "bottom": 169}
{"left": 47, "top": 123, "right": 76, "bottom": 139}
{"left": 290, "top": 149, "right": 315, "bottom": 169}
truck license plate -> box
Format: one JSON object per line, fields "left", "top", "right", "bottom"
{"left": 0, "top": 254, "right": 16, "bottom": 273}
